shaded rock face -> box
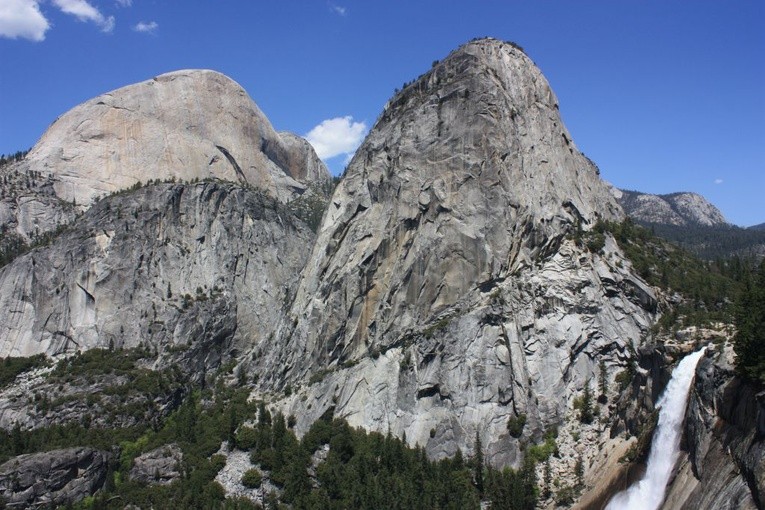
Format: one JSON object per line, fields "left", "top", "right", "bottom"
{"left": 0, "top": 181, "right": 315, "bottom": 358}
{"left": 0, "top": 165, "right": 77, "bottom": 245}
{"left": 252, "top": 38, "right": 655, "bottom": 464}
{"left": 610, "top": 345, "right": 671, "bottom": 440}
{"left": 0, "top": 447, "right": 109, "bottom": 508}
{"left": 661, "top": 347, "right": 764, "bottom": 509}
{"left": 616, "top": 189, "right": 728, "bottom": 227}
{"left": 0, "top": 70, "right": 329, "bottom": 250}
{"left": 129, "top": 444, "right": 182, "bottom": 486}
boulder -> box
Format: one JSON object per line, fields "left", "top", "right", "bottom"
{"left": 0, "top": 447, "right": 109, "bottom": 508}
{"left": 128, "top": 444, "right": 182, "bottom": 486}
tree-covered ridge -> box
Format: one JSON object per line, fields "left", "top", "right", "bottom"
{"left": 0, "top": 150, "right": 29, "bottom": 168}
{"left": 639, "top": 221, "right": 765, "bottom": 260}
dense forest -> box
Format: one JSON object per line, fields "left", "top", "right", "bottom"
{"left": 732, "top": 259, "right": 765, "bottom": 383}
{"left": 638, "top": 221, "right": 765, "bottom": 260}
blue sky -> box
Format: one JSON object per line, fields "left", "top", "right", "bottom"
{"left": 1, "top": 1, "right": 763, "bottom": 226}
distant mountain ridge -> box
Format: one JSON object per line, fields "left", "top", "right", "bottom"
{"left": 616, "top": 189, "right": 728, "bottom": 227}
{"left": 616, "top": 189, "right": 764, "bottom": 260}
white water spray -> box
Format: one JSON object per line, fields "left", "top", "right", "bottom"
{"left": 605, "top": 348, "right": 706, "bottom": 510}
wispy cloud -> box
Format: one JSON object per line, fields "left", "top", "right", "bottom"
{"left": 305, "top": 116, "right": 367, "bottom": 161}
{"left": 133, "top": 20, "right": 158, "bottom": 34}
{"left": 0, "top": 0, "right": 50, "bottom": 41}
{"left": 115, "top": 0, "right": 132, "bottom": 6}
{"left": 714, "top": 178, "right": 723, "bottom": 185}
{"left": 52, "top": 0, "right": 115, "bottom": 33}
{"left": 329, "top": 3, "right": 347, "bottom": 16}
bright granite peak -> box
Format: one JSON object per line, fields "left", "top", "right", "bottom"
{"left": 23, "top": 69, "right": 329, "bottom": 207}
{"left": 252, "top": 36, "right": 652, "bottom": 465}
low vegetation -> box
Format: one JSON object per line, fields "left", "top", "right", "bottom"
{"left": 506, "top": 413, "right": 526, "bottom": 438}
{"left": 0, "top": 222, "right": 72, "bottom": 268}
{"left": 0, "top": 354, "right": 48, "bottom": 389}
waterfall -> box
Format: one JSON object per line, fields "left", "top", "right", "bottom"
{"left": 605, "top": 348, "right": 706, "bottom": 510}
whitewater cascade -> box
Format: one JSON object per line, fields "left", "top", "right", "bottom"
{"left": 606, "top": 348, "right": 707, "bottom": 510}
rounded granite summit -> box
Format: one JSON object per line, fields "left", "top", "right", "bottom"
{"left": 24, "top": 69, "right": 328, "bottom": 207}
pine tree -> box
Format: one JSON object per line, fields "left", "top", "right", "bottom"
{"left": 598, "top": 359, "right": 608, "bottom": 404}
{"left": 473, "top": 430, "right": 484, "bottom": 495}
{"left": 543, "top": 458, "right": 552, "bottom": 499}
{"left": 579, "top": 381, "right": 594, "bottom": 424}
{"left": 575, "top": 453, "right": 584, "bottom": 489}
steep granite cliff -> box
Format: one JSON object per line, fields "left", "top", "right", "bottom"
{"left": 250, "top": 38, "right": 656, "bottom": 465}
{"left": 0, "top": 182, "right": 314, "bottom": 359}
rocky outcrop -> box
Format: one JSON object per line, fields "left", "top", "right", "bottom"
{"left": 0, "top": 447, "right": 110, "bottom": 508}
{"left": 616, "top": 189, "right": 728, "bottom": 227}
{"left": 250, "top": 38, "right": 656, "bottom": 465}
{"left": 0, "top": 181, "right": 315, "bottom": 359}
{"left": 661, "top": 345, "right": 764, "bottom": 509}
{"left": 129, "top": 444, "right": 183, "bottom": 486}
{"left": 0, "top": 164, "right": 78, "bottom": 265}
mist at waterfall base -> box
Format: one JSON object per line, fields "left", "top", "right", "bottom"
{"left": 605, "top": 348, "right": 707, "bottom": 510}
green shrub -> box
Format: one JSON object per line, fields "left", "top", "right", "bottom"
{"left": 615, "top": 360, "right": 636, "bottom": 391}
{"left": 236, "top": 426, "right": 258, "bottom": 450}
{"left": 555, "top": 484, "right": 577, "bottom": 506}
{"left": 527, "top": 427, "right": 558, "bottom": 463}
{"left": 507, "top": 413, "right": 527, "bottom": 438}
{"left": 241, "top": 468, "right": 262, "bottom": 489}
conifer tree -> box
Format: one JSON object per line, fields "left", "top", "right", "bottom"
{"left": 474, "top": 430, "right": 484, "bottom": 495}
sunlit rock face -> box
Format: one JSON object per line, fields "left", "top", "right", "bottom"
{"left": 1, "top": 69, "right": 329, "bottom": 245}
{"left": 27, "top": 69, "right": 329, "bottom": 205}
{"left": 251, "top": 38, "right": 656, "bottom": 465}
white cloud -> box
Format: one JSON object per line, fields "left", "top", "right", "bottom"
{"left": 305, "top": 116, "right": 367, "bottom": 160}
{"left": 329, "top": 3, "right": 347, "bottom": 16}
{"left": 133, "top": 20, "right": 158, "bottom": 33}
{"left": 52, "top": 0, "right": 115, "bottom": 33}
{"left": 714, "top": 178, "right": 723, "bottom": 185}
{"left": 0, "top": 0, "right": 50, "bottom": 41}
{"left": 115, "top": 0, "right": 132, "bottom": 6}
